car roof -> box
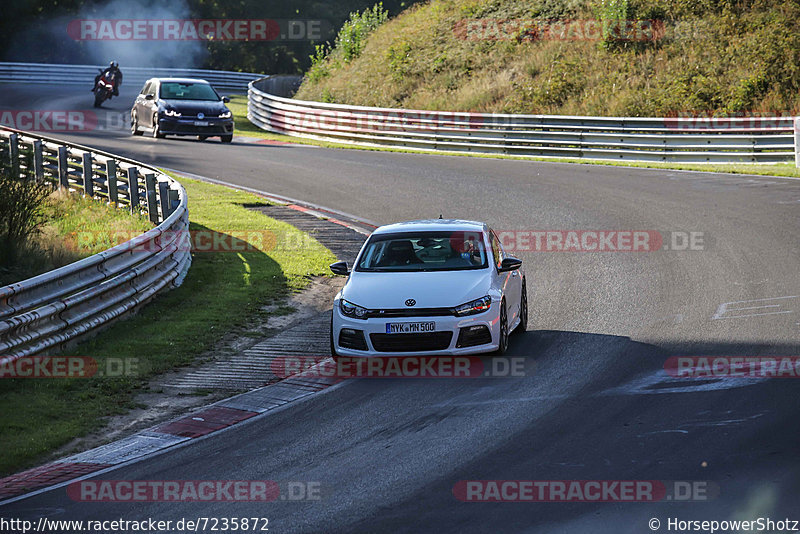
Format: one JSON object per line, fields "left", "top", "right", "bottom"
{"left": 372, "top": 219, "right": 488, "bottom": 235}
{"left": 148, "top": 78, "right": 210, "bottom": 85}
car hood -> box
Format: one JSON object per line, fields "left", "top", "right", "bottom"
{"left": 160, "top": 99, "right": 228, "bottom": 115}
{"left": 342, "top": 270, "right": 493, "bottom": 309}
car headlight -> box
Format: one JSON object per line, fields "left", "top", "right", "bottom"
{"left": 163, "top": 109, "right": 181, "bottom": 117}
{"left": 453, "top": 295, "right": 492, "bottom": 316}
{"left": 340, "top": 299, "right": 369, "bottom": 319}
{"left": 219, "top": 110, "right": 232, "bottom": 119}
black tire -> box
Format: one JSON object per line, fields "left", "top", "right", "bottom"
{"left": 131, "top": 111, "right": 143, "bottom": 136}
{"left": 197, "top": 135, "right": 209, "bottom": 141}
{"left": 514, "top": 278, "right": 528, "bottom": 335}
{"left": 220, "top": 134, "right": 233, "bottom": 143}
{"left": 330, "top": 314, "right": 341, "bottom": 362}
{"left": 93, "top": 92, "right": 102, "bottom": 108}
{"left": 495, "top": 299, "right": 509, "bottom": 355}
{"left": 152, "top": 114, "right": 165, "bottom": 139}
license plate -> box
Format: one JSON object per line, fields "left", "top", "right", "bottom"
{"left": 385, "top": 322, "right": 435, "bottom": 334}
{"left": 193, "top": 121, "right": 208, "bottom": 126}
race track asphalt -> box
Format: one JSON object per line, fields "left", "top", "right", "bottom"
{"left": 2, "top": 84, "right": 799, "bottom": 533}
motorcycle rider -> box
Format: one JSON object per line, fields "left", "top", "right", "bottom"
{"left": 93, "top": 61, "right": 123, "bottom": 97}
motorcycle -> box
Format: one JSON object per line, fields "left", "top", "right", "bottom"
{"left": 93, "top": 69, "right": 116, "bottom": 108}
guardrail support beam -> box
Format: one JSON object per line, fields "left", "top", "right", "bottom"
{"left": 57, "top": 146, "right": 69, "bottom": 189}
{"left": 158, "top": 181, "right": 171, "bottom": 222}
{"left": 168, "top": 189, "right": 179, "bottom": 216}
{"left": 144, "top": 173, "right": 159, "bottom": 224}
{"left": 32, "top": 139, "right": 44, "bottom": 182}
{"left": 9, "top": 133, "right": 20, "bottom": 179}
{"left": 106, "top": 160, "right": 118, "bottom": 205}
{"left": 127, "top": 167, "right": 139, "bottom": 213}
{"left": 82, "top": 152, "right": 93, "bottom": 196}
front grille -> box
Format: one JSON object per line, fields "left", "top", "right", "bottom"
{"left": 339, "top": 328, "right": 368, "bottom": 350}
{"left": 456, "top": 325, "right": 492, "bottom": 348}
{"left": 167, "top": 123, "right": 228, "bottom": 134}
{"left": 370, "top": 332, "right": 453, "bottom": 352}
{"left": 366, "top": 307, "right": 454, "bottom": 318}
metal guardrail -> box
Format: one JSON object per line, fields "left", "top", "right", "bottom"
{"left": 0, "top": 62, "right": 263, "bottom": 93}
{"left": 0, "top": 125, "right": 191, "bottom": 361}
{"left": 249, "top": 77, "right": 799, "bottom": 165}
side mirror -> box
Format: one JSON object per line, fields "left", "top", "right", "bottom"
{"left": 222, "top": 96, "right": 230, "bottom": 103}
{"left": 498, "top": 257, "right": 522, "bottom": 273}
{"left": 330, "top": 261, "right": 350, "bottom": 276}
{"left": 144, "top": 94, "right": 154, "bottom": 100}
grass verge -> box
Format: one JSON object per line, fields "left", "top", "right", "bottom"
{"left": 229, "top": 95, "right": 800, "bottom": 179}
{"left": 0, "top": 190, "right": 152, "bottom": 287}
{"left": 0, "top": 176, "right": 336, "bottom": 476}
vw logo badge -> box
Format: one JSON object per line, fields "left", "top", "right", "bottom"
{"left": 197, "top": 112, "right": 204, "bottom": 119}
{"left": 405, "top": 299, "right": 416, "bottom": 307}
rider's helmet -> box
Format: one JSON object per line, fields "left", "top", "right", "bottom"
{"left": 109, "top": 61, "right": 119, "bottom": 69}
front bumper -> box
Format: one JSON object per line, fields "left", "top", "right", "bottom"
{"left": 332, "top": 301, "right": 500, "bottom": 357}
{"left": 158, "top": 117, "right": 234, "bottom": 136}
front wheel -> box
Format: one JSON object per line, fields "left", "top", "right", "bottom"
{"left": 330, "top": 314, "right": 341, "bottom": 362}
{"left": 93, "top": 92, "right": 102, "bottom": 108}
{"left": 220, "top": 134, "right": 233, "bottom": 143}
{"left": 152, "top": 114, "right": 165, "bottom": 138}
{"left": 514, "top": 278, "right": 528, "bottom": 335}
{"left": 131, "top": 111, "right": 142, "bottom": 136}
{"left": 494, "top": 299, "right": 509, "bottom": 355}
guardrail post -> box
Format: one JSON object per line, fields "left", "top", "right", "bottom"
{"left": 106, "top": 159, "right": 118, "bottom": 205}
{"left": 9, "top": 133, "right": 20, "bottom": 179}
{"left": 144, "top": 173, "right": 159, "bottom": 224}
{"left": 57, "top": 146, "right": 69, "bottom": 189}
{"left": 127, "top": 167, "right": 139, "bottom": 213}
{"left": 32, "top": 139, "right": 44, "bottom": 181}
{"left": 795, "top": 117, "right": 800, "bottom": 168}
{"left": 158, "top": 181, "right": 170, "bottom": 221}
{"left": 168, "top": 188, "right": 179, "bottom": 216}
{"left": 82, "top": 152, "right": 93, "bottom": 196}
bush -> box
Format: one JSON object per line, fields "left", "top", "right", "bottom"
{"left": 306, "top": 1, "right": 389, "bottom": 80}
{"left": 306, "top": 44, "right": 332, "bottom": 84}
{"left": 596, "top": 0, "right": 629, "bottom": 49}
{"left": 0, "top": 158, "right": 51, "bottom": 268}
{"left": 336, "top": 3, "right": 390, "bottom": 62}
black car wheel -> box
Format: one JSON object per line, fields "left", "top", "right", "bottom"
{"left": 221, "top": 134, "right": 233, "bottom": 143}
{"left": 514, "top": 278, "right": 528, "bottom": 335}
{"left": 131, "top": 111, "right": 142, "bottom": 136}
{"left": 495, "top": 298, "right": 509, "bottom": 355}
{"left": 330, "top": 314, "right": 341, "bottom": 362}
{"left": 152, "top": 114, "right": 165, "bottom": 139}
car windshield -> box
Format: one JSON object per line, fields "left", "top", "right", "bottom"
{"left": 159, "top": 82, "right": 219, "bottom": 101}
{"left": 356, "top": 231, "right": 488, "bottom": 272}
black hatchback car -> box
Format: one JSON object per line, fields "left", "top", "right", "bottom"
{"left": 131, "top": 78, "right": 234, "bottom": 142}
